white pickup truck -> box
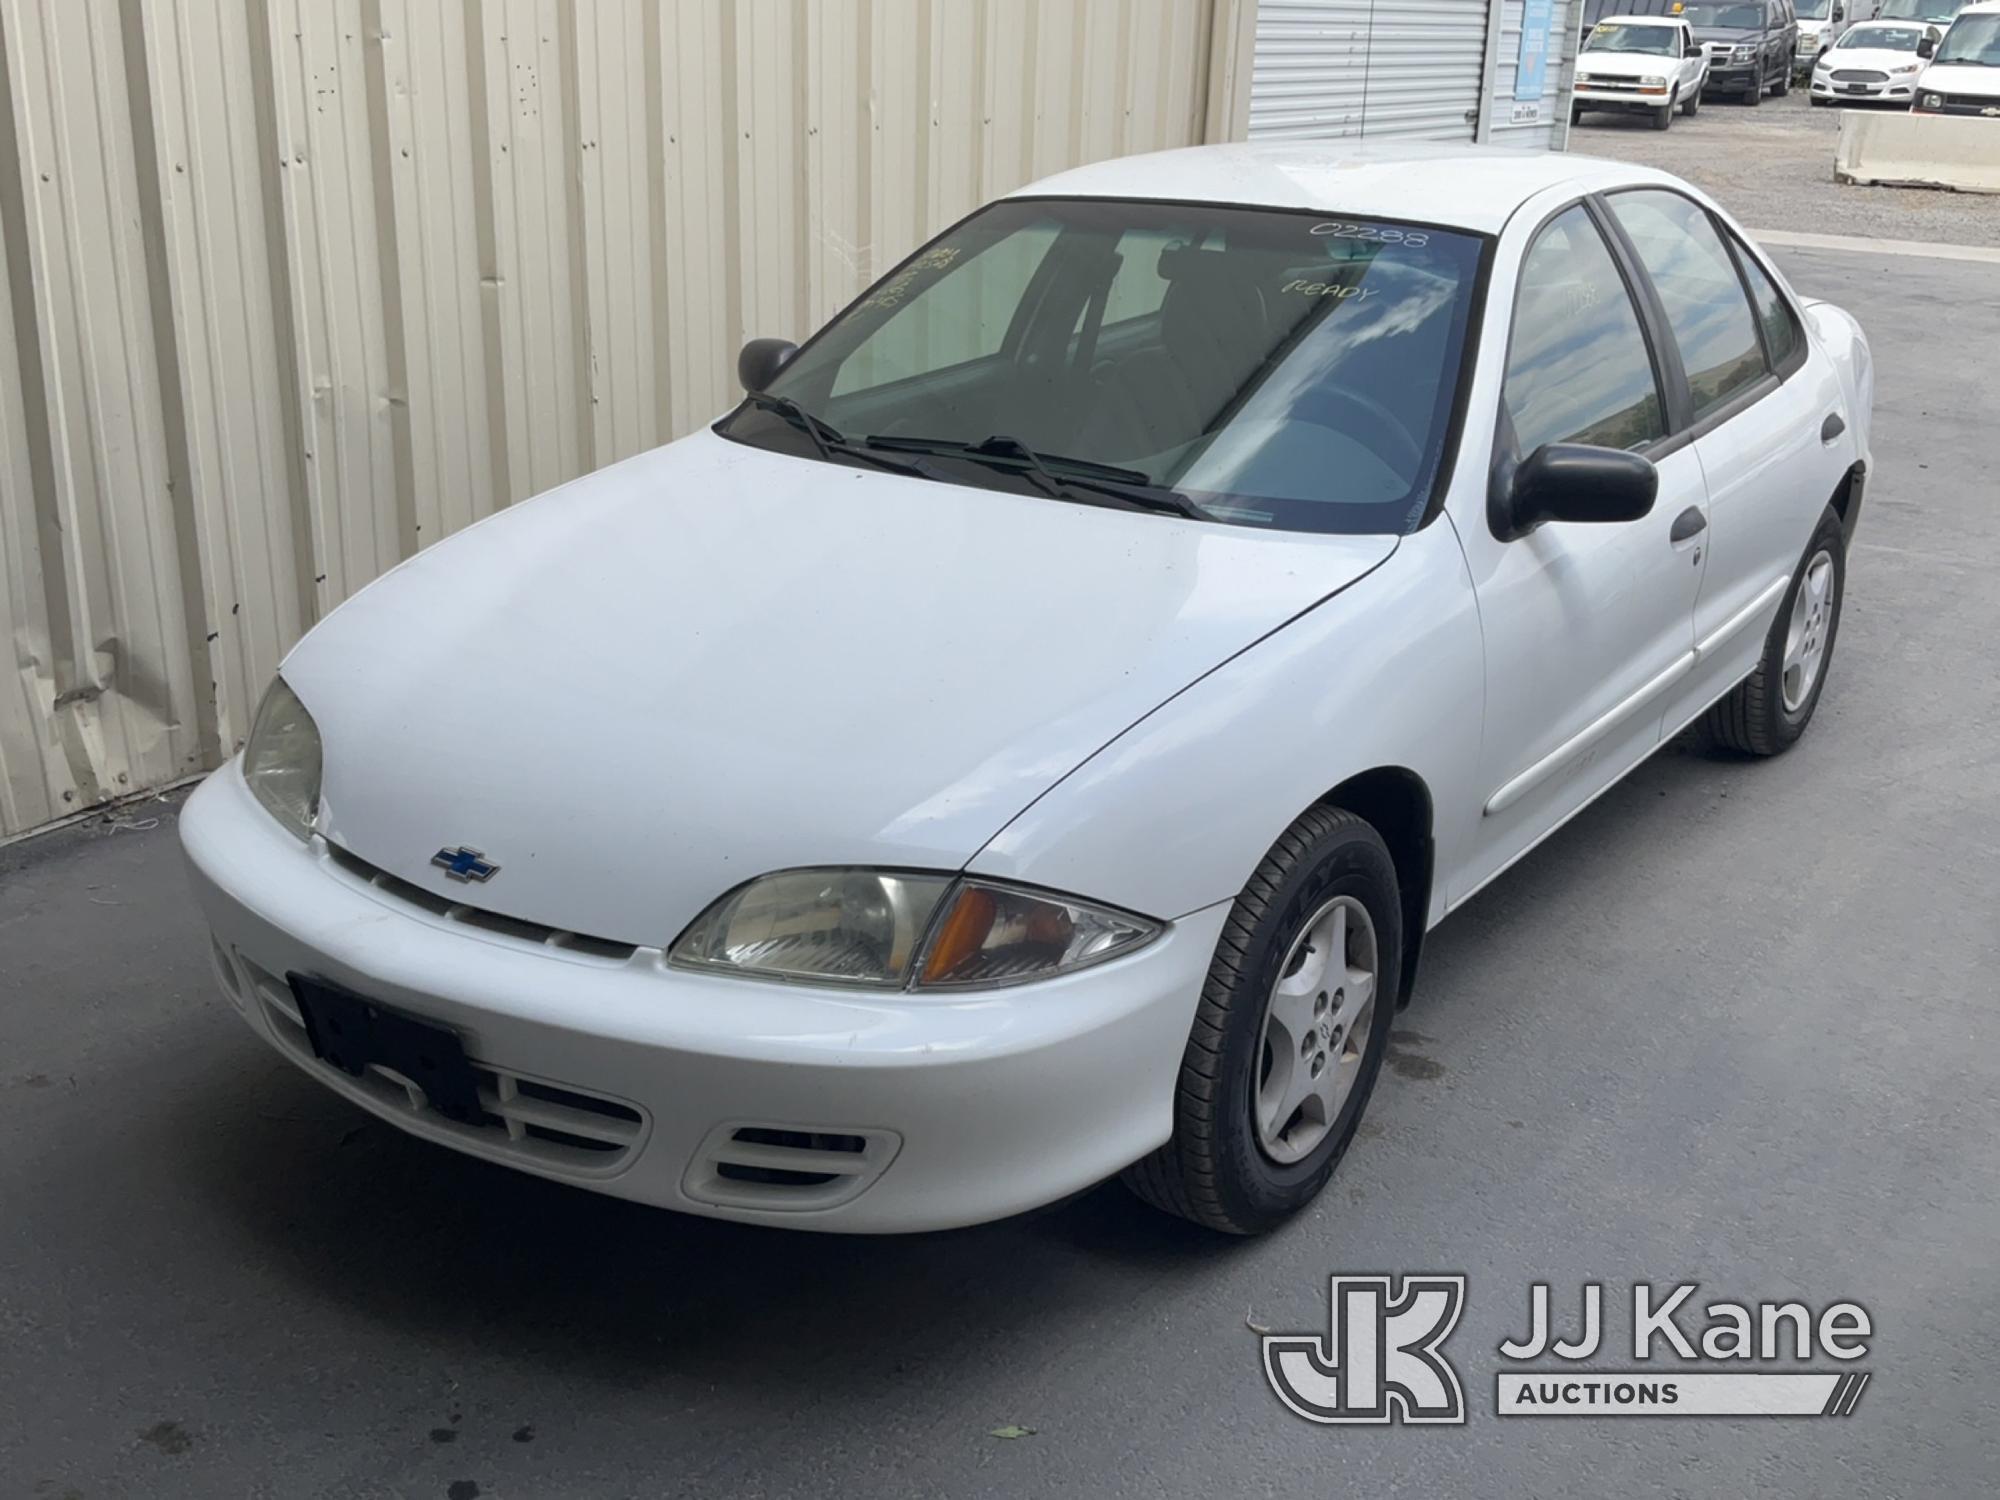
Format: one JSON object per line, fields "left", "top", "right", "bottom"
{"left": 1572, "top": 15, "right": 1713, "bottom": 129}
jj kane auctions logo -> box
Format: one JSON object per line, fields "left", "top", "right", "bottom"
{"left": 1264, "top": 1277, "right": 1873, "bottom": 1423}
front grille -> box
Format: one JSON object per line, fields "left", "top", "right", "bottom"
{"left": 325, "top": 843, "right": 640, "bottom": 962}
{"left": 1832, "top": 70, "right": 1889, "bottom": 83}
{"left": 1927, "top": 94, "right": 2000, "bottom": 115}
{"left": 225, "top": 944, "right": 649, "bottom": 1174}
{"left": 683, "top": 1121, "right": 900, "bottom": 1211}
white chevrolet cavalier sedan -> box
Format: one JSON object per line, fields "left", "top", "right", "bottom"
{"left": 183, "top": 144, "right": 1873, "bottom": 1235}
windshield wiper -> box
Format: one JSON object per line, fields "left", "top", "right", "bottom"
{"left": 738, "top": 393, "right": 933, "bottom": 478}
{"left": 863, "top": 433, "right": 1210, "bottom": 520}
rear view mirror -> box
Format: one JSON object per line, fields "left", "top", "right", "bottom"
{"left": 1491, "top": 443, "right": 1659, "bottom": 541}
{"left": 738, "top": 337, "right": 799, "bottom": 394}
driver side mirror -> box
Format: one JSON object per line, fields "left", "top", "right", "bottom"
{"left": 1917, "top": 32, "right": 1937, "bottom": 57}
{"left": 738, "top": 337, "right": 799, "bottom": 393}
{"left": 1491, "top": 443, "right": 1659, "bottom": 542}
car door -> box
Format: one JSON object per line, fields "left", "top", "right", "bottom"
{"left": 1682, "top": 22, "right": 1710, "bottom": 88}
{"left": 1601, "top": 190, "right": 1845, "bottom": 731}
{"left": 1446, "top": 202, "right": 1709, "bottom": 906}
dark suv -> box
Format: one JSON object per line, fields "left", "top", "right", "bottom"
{"left": 1682, "top": 0, "right": 1801, "bottom": 102}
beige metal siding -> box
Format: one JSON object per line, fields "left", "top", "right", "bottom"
{"left": 0, "top": 0, "right": 1230, "bottom": 840}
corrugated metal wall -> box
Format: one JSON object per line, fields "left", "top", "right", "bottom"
{"left": 1246, "top": 0, "right": 1577, "bottom": 147}
{"left": 0, "top": 0, "right": 1229, "bottom": 841}
{"left": 1248, "top": 0, "right": 1492, "bottom": 141}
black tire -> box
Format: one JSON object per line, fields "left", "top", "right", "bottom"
{"left": 1122, "top": 806, "right": 1402, "bottom": 1235}
{"left": 1683, "top": 88, "right": 1700, "bottom": 117}
{"left": 1654, "top": 93, "right": 1676, "bottom": 130}
{"left": 1774, "top": 66, "right": 1791, "bottom": 96}
{"left": 1810, "top": 94, "right": 1829, "bottom": 106}
{"left": 1705, "top": 507, "right": 1847, "bottom": 756}
{"left": 1571, "top": 103, "right": 1585, "bottom": 126}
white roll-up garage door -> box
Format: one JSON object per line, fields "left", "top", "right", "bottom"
{"left": 1249, "top": 0, "right": 1495, "bottom": 142}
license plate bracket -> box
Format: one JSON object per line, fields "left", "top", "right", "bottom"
{"left": 290, "top": 975, "right": 484, "bottom": 1124}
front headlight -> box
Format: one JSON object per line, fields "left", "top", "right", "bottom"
{"left": 1640, "top": 73, "right": 1669, "bottom": 87}
{"left": 670, "top": 870, "right": 1161, "bottom": 990}
{"left": 1919, "top": 92, "right": 1944, "bottom": 110}
{"left": 1891, "top": 64, "right": 1920, "bottom": 75}
{"left": 243, "top": 677, "right": 322, "bottom": 840}
{"left": 1733, "top": 44, "right": 1758, "bottom": 59}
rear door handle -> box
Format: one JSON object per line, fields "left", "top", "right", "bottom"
{"left": 1670, "top": 506, "right": 1708, "bottom": 544}
{"left": 1821, "top": 412, "right": 1847, "bottom": 444}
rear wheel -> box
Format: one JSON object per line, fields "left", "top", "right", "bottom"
{"left": 1704, "top": 507, "right": 1846, "bottom": 756}
{"left": 1122, "top": 806, "right": 1400, "bottom": 1235}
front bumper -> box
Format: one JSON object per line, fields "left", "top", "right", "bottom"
{"left": 1573, "top": 84, "right": 1675, "bottom": 110}
{"left": 1811, "top": 76, "right": 1917, "bottom": 102}
{"left": 1703, "top": 63, "right": 1761, "bottom": 92}
{"left": 180, "top": 762, "right": 1225, "bottom": 1232}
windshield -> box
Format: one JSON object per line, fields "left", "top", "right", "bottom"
{"left": 1878, "top": 0, "right": 1963, "bottom": 22}
{"left": 1680, "top": 2, "right": 1764, "bottom": 27}
{"left": 717, "top": 199, "right": 1487, "bottom": 535}
{"left": 1838, "top": 23, "right": 1925, "bottom": 48}
{"left": 1936, "top": 13, "right": 2000, "bottom": 60}
{"left": 1796, "top": 0, "right": 1832, "bottom": 16}
{"left": 1585, "top": 22, "right": 1679, "bottom": 52}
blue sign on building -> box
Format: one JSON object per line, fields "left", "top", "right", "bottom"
{"left": 1517, "top": 0, "right": 1557, "bottom": 102}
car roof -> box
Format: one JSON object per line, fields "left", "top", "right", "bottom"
{"left": 1597, "top": 13, "right": 1682, "bottom": 22}
{"left": 1010, "top": 142, "right": 1682, "bottom": 236}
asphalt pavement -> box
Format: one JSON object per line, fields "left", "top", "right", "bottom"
{"left": 3, "top": 246, "right": 1998, "bottom": 1497}
{"left": 1572, "top": 86, "right": 2000, "bottom": 246}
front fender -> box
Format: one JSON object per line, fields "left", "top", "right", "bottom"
{"left": 966, "top": 522, "right": 1485, "bottom": 928}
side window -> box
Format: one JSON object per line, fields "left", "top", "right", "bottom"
{"left": 1732, "top": 239, "right": 1804, "bottom": 375}
{"left": 1504, "top": 207, "right": 1666, "bottom": 455}
{"left": 1608, "top": 190, "right": 1768, "bottom": 420}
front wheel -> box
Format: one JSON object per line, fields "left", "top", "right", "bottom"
{"left": 1571, "top": 103, "right": 1585, "bottom": 126}
{"left": 1683, "top": 88, "right": 1701, "bottom": 117}
{"left": 1654, "top": 93, "right": 1676, "bottom": 129}
{"left": 1746, "top": 81, "right": 1763, "bottom": 106}
{"left": 1774, "top": 66, "right": 1791, "bottom": 96}
{"left": 1122, "top": 806, "right": 1401, "bottom": 1235}
{"left": 1704, "top": 507, "right": 1846, "bottom": 756}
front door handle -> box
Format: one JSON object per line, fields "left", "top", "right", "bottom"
{"left": 1670, "top": 506, "right": 1708, "bottom": 544}
{"left": 1821, "top": 411, "right": 1847, "bottom": 444}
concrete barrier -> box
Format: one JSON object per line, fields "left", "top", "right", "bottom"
{"left": 1836, "top": 112, "right": 2000, "bottom": 195}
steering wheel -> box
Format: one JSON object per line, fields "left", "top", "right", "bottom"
{"left": 1296, "top": 383, "right": 1426, "bottom": 478}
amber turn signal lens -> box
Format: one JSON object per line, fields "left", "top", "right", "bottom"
{"left": 918, "top": 885, "right": 999, "bottom": 984}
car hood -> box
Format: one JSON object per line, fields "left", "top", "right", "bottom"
{"left": 1918, "top": 62, "right": 2000, "bottom": 95}
{"left": 1578, "top": 50, "right": 1682, "bottom": 76}
{"left": 1692, "top": 26, "right": 1760, "bottom": 43}
{"left": 283, "top": 429, "right": 1397, "bottom": 947}
{"left": 1822, "top": 46, "right": 1921, "bottom": 68}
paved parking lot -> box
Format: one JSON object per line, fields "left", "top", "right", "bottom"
{"left": 1573, "top": 86, "right": 2000, "bottom": 244}
{"left": 4, "top": 175, "right": 1998, "bottom": 1500}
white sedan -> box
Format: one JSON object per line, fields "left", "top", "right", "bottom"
{"left": 1810, "top": 20, "right": 1940, "bottom": 103}
{"left": 182, "top": 144, "right": 1873, "bottom": 1235}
